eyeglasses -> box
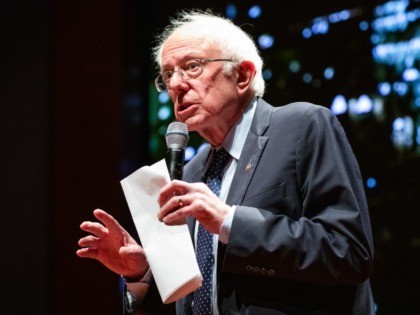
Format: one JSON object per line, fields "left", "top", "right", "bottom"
{"left": 155, "top": 58, "right": 237, "bottom": 92}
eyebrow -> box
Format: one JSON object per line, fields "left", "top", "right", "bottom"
{"left": 161, "top": 53, "right": 205, "bottom": 70}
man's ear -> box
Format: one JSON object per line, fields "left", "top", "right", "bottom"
{"left": 237, "top": 60, "right": 256, "bottom": 94}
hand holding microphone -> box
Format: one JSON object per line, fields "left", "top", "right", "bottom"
{"left": 159, "top": 122, "right": 231, "bottom": 232}
{"left": 161, "top": 122, "right": 189, "bottom": 224}
{"left": 165, "top": 121, "right": 189, "bottom": 180}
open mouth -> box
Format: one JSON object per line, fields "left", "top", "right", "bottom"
{"left": 179, "top": 103, "right": 194, "bottom": 112}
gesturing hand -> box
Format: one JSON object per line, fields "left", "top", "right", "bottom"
{"left": 77, "top": 209, "right": 148, "bottom": 279}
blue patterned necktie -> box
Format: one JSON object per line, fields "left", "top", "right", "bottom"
{"left": 192, "top": 148, "right": 230, "bottom": 315}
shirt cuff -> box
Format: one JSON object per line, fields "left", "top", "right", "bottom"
{"left": 219, "top": 205, "right": 236, "bottom": 244}
{"left": 126, "top": 281, "right": 150, "bottom": 303}
{"left": 124, "top": 269, "right": 153, "bottom": 302}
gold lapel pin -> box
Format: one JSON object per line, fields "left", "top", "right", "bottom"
{"left": 245, "top": 163, "right": 252, "bottom": 172}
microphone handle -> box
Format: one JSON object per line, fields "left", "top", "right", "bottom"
{"left": 166, "top": 148, "right": 185, "bottom": 180}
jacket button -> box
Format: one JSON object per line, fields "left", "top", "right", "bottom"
{"left": 268, "top": 269, "right": 276, "bottom": 276}
{"left": 246, "top": 265, "right": 253, "bottom": 272}
{"left": 261, "top": 267, "right": 267, "bottom": 275}
{"left": 253, "top": 266, "right": 260, "bottom": 273}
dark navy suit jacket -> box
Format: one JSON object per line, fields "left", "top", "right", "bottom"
{"left": 127, "top": 99, "right": 375, "bottom": 314}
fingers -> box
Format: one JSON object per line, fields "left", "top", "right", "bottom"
{"left": 158, "top": 180, "right": 189, "bottom": 206}
{"left": 157, "top": 181, "right": 229, "bottom": 230}
{"left": 76, "top": 247, "right": 98, "bottom": 259}
{"left": 78, "top": 235, "right": 100, "bottom": 249}
{"left": 93, "top": 209, "right": 125, "bottom": 232}
{"left": 157, "top": 181, "right": 191, "bottom": 223}
{"left": 77, "top": 233, "right": 100, "bottom": 259}
{"left": 160, "top": 204, "right": 189, "bottom": 225}
{"left": 80, "top": 221, "right": 108, "bottom": 238}
{"left": 158, "top": 193, "right": 186, "bottom": 221}
{"left": 79, "top": 209, "right": 124, "bottom": 237}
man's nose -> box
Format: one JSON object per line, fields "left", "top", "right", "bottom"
{"left": 168, "top": 71, "right": 189, "bottom": 91}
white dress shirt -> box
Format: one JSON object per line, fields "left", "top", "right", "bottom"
{"left": 196, "top": 97, "right": 257, "bottom": 314}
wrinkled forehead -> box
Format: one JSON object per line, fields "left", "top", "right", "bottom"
{"left": 160, "top": 27, "right": 221, "bottom": 67}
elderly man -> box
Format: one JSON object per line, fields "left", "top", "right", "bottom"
{"left": 77, "top": 11, "right": 375, "bottom": 314}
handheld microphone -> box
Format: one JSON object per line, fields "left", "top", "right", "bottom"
{"left": 165, "top": 122, "right": 189, "bottom": 180}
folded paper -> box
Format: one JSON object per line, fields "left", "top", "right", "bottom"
{"left": 121, "top": 159, "right": 202, "bottom": 304}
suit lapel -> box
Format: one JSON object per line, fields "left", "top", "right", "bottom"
{"left": 226, "top": 99, "right": 273, "bottom": 206}
{"left": 188, "top": 146, "right": 210, "bottom": 183}
{"left": 186, "top": 99, "right": 274, "bottom": 236}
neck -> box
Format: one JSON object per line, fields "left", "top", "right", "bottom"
{"left": 201, "top": 94, "right": 254, "bottom": 146}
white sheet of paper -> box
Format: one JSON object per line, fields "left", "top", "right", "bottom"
{"left": 120, "top": 159, "right": 202, "bottom": 304}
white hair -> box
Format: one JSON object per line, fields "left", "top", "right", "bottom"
{"left": 152, "top": 10, "right": 265, "bottom": 97}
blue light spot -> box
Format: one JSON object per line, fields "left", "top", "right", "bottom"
{"left": 359, "top": 21, "right": 369, "bottom": 31}
{"left": 378, "top": 82, "right": 391, "bottom": 96}
{"left": 393, "top": 117, "right": 405, "bottom": 131}
{"left": 225, "top": 4, "right": 237, "bottom": 19}
{"left": 417, "top": 126, "right": 420, "bottom": 145}
{"left": 339, "top": 10, "right": 351, "bottom": 21}
{"left": 357, "top": 95, "right": 374, "bottom": 114}
{"left": 331, "top": 95, "right": 347, "bottom": 115}
{"left": 289, "top": 61, "right": 300, "bottom": 73}
{"left": 405, "top": 55, "right": 415, "bottom": 68}
{"left": 370, "top": 34, "right": 380, "bottom": 45}
{"left": 248, "top": 5, "right": 262, "bottom": 19}
{"left": 318, "top": 20, "right": 329, "bottom": 34}
{"left": 184, "top": 146, "right": 196, "bottom": 161}
{"left": 393, "top": 82, "right": 408, "bottom": 96}
{"left": 262, "top": 69, "right": 272, "bottom": 80}
{"left": 158, "top": 91, "right": 170, "bottom": 103}
{"left": 392, "top": 116, "right": 414, "bottom": 148}
{"left": 303, "top": 73, "right": 312, "bottom": 83}
{"left": 407, "top": 10, "right": 420, "bottom": 22}
{"left": 366, "top": 177, "right": 377, "bottom": 189}
{"left": 349, "top": 95, "right": 373, "bottom": 116}
{"left": 157, "top": 106, "right": 171, "bottom": 120}
{"left": 302, "top": 28, "right": 312, "bottom": 39}
{"left": 324, "top": 67, "right": 335, "bottom": 80}
{"left": 402, "top": 68, "right": 419, "bottom": 82}
{"left": 312, "top": 19, "right": 329, "bottom": 35}
{"left": 258, "top": 34, "right": 274, "bottom": 49}
{"left": 375, "top": 6, "right": 384, "bottom": 17}
{"left": 329, "top": 13, "right": 341, "bottom": 23}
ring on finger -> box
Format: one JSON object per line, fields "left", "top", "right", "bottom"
{"left": 178, "top": 196, "right": 183, "bottom": 207}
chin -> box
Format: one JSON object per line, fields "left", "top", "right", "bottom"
{"left": 185, "top": 114, "right": 211, "bottom": 132}
{"left": 183, "top": 117, "right": 199, "bottom": 129}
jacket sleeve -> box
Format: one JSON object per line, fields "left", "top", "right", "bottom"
{"left": 222, "top": 105, "right": 374, "bottom": 286}
{"left": 122, "top": 281, "right": 175, "bottom": 315}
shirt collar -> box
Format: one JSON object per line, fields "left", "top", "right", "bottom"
{"left": 220, "top": 96, "right": 258, "bottom": 160}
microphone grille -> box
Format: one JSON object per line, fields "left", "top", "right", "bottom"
{"left": 165, "top": 122, "right": 189, "bottom": 149}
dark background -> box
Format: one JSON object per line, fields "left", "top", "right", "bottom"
{"left": 1, "top": 0, "right": 419, "bottom": 314}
